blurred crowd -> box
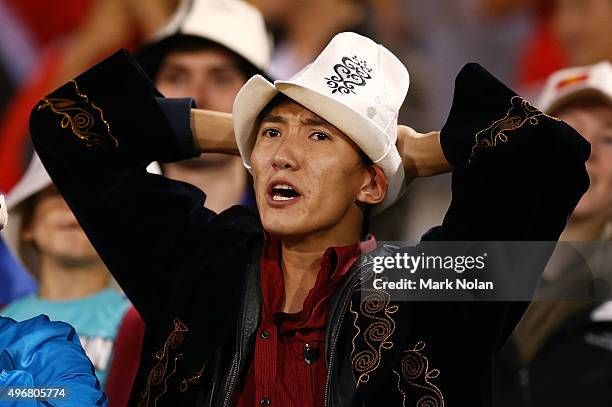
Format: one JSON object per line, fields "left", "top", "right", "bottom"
{"left": 0, "top": 0, "right": 610, "bottom": 406}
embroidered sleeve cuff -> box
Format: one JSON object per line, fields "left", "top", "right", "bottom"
{"left": 440, "top": 63, "right": 518, "bottom": 167}
{"left": 156, "top": 97, "right": 199, "bottom": 159}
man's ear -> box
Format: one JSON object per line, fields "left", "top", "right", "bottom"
{"left": 356, "top": 165, "right": 388, "bottom": 205}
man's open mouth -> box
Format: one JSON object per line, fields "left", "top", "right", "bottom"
{"left": 269, "top": 183, "right": 301, "bottom": 202}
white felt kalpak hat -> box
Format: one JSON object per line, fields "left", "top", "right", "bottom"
{"left": 232, "top": 32, "right": 410, "bottom": 215}
{"left": 147, "top": 0, "right": 271, "bottom": 74}
{"left": 539, "top": 61, "right": 612, "bottom": 114}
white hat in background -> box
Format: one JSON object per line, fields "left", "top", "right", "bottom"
{"left": 2, "top": 154, "right": 53, "bottom": 274}
{"left": 232, "top": 32, "right": 410, "bottom": 215}
{"left": 538, "top": 61, "right": 612, "bottom": 114}
{"left": 0, "top": 194, "right": 6, "bottom": 231}
{"left": 5, "top": 154, "right": 52, "bottom": 213}
{"left": 138, "top": 0, "right": 271, "bottom": 77}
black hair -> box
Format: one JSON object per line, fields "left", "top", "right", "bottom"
{"left": 259, "top": 93, "right": 293, "bottom": 120}
{"left": 136, "top": 34, "right": 264, "bottom": 82}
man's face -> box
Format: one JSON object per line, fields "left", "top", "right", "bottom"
{"left": 156, "top": 48, "right": 247, "bottom": 112}
{"left": 23, "top": 186, "right": 100, "bottom": 266}
{"left": 558, "top": 102, "right": 612, "bottom": 221}
{"left": 156, "top": 47, "right": 249, "bottom": 209}
{"left": 250, "top": 101, "right": 383, "bottom": 239}
{"left": 553, "top": 0, "right": 612, "bottom": 66}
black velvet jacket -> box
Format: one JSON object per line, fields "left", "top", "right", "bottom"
{"left": 29, "top": 50, "right": 590, "bottom": 406}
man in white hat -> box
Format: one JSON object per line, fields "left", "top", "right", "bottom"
{"left": 494, "top": 61, "right": 612, "bottom": 407}
{"left": 29, "top": 32, "right": 589, "bottom": 406}
{"left": 542, "top": 61, "right": 612, "bottom": 243}
{"left": 136, "top": 0, "right": 271, "bottom": 213}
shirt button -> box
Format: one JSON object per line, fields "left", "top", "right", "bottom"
{"left": 260, "top": 330, "right": 270, "bottom": 339}
{"left": 260, "top": 397, "right": 271, "bottom": 406}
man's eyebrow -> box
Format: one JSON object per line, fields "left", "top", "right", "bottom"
{"left": 159, "top": 62, "right": 188, "bottom": 73}
{"left": 260, "top": 115, "right": 286, "bottom": 124}
{"left": 301, "top": 117, "right": 332, "bottom": 127}
{"left": 208, "top": 65, "right": 241, "bottom": 75}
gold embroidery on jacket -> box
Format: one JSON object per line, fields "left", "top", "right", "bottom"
{"left": 179, "top": 361, "right": 206, "bottom": 392}
{"left": 350, "top": 269, "right": 399, "bottom": 386}
{"left": 37, "top": 80, "right": 118, "bottom": 147}
{"left": 138, "top": 318, "right": 188, "bottom": 407}
{"left": 396, "top": 341, "right": 445, "bottom": 407}
{"left": 392, "top": 370, "right": 407, "bottom": 407}
{"left": 154, "top": 354, "right": 182, "bottom": 405}
{"left": 470, "top": 95, "right": 560, "bottom": 161}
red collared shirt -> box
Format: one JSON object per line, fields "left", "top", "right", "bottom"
{"left": 236, "top": 236, "right": 375, "bottom": 407}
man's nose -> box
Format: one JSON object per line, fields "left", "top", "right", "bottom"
{"left": 586, "top": 132, "right": 601, "bottom": 162}
{"left": 194, "top": 90, "right": 207, "bottom": 110}
{"left": 191, "top": 81, "right": 210, "bottom": 110}
{"left": 272, "top": 133, "right": 300, "bottom": 171}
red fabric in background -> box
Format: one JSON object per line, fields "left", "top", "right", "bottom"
{"left": 0, "top": 0, "right": 142, "bottom": 192}
{"left": 4, "top": 0, "right": 92, "bottom": 48}
{"left": 516, "top": 5, "right": 566, "bottom": 88}
{"left": 105, "top": 306, "right": 145, "bottom": 407}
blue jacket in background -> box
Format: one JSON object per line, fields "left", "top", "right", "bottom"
{"left": 0, "top": 315, "right": 107, "bottom": 406}
{"left": 0, "top": 236, "right": 36, "bottom": 307}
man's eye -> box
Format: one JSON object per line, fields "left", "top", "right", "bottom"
{"left": 263, "top": 129, "right": 280, "bottom": 138}
{"left": 158, "top": 72, "right": 187, "bottom": 86}
{"left": 213, "top": 74, "right": 235, "bottom": 87}
{"left": 309, "top": 132, "right": 330, "bottom": 141}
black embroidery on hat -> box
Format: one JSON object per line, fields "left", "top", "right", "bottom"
{"left": 325, "top": 55, "right": 373, "bottom": 95}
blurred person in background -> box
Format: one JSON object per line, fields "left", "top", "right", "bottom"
{"left": 1, "top": 154, "right": 130, "bottom": 390}
{"left": 0, "top": 198, "right": 107, "bottom": 407}
{"left": 136, "top": 0, "right": 271, "bottom": 212}
{"left": 493, "top": 61, "right": 612, "bottom": 407}
{"left": 481, "top": 0, "right": 566, "bottom": 90}
{"left": 552, "top": 0, "right": 612, "bottom": 67}
{"left": 481, "top": 0, "right": 612, "bottom": 90}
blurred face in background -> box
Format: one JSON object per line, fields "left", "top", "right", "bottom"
{"left": 23, "top": 186, "right": 100, "bottom": 267}
{"left": 557, "top": 100, "right": 612, "bottom": 223}
{"left": 156, "top": 48, "right": 247, "bottom": 112}
{"left": 553, "top": 0, "right": 612, "bottom": 66}
{"left": 155, "top": 46, "right": 250, "bottom": 212}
